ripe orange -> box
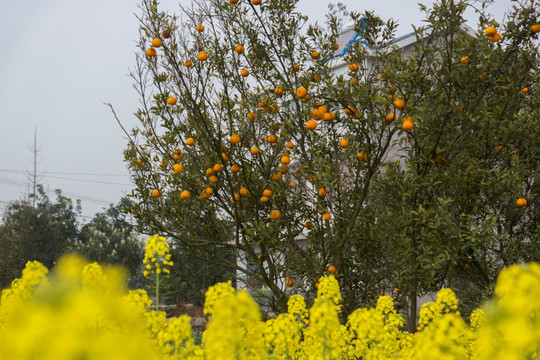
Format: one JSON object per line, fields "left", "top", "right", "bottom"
{"left": 270, "top": 209, "right": 281, "bottom": 220}
{"left": 454, "top": 106, "right": 463, "bottom": 113}
{"left": 306, "top": 120, "right": 318, "bottom": 130}
{"left": 531, "top": 24, "right": 540, "bottom": 33}
{"left": 151, "top": 189, "right": 161, "bottom": 198}
{"left": 385, "top": 113, "right": 395, "bottom": 124}
{"left": 350, "top": 78, "right": 358, "bottom": 86}
{"left": 230, "top": 0, "right": 238, "bottom": 4}
{"left": 246, "top": 112, "right": 256, "bottom": 121}
{"left": 394, "top": 99, "right": 405, "bottom": 110}
{"left": 348, "top": 63, "right": 359, "bottom": 71}
{"left": 402, "top": 119, "right": 414, "bottom": 132}
{"left": 285, "top": 279, "right": 294, "bottom": 287}
{"left": 205, "top": 187, "right": 213, "bottom": 195}
{"left": 274, "top": 86, "right": 283, "bottom": 95}
{"left": 344, "top": 106, "right": 359, "bottom": 118}
{"left": 173, "top": 153, "right": 181, "bottom": 161}
{"left": 137, "top": 158, "right": 143, "bottom": 165}
{"left": 250, "top": 147, "right": 260, "bottom": 155}
{"left": 198, "top": 51, "right": 208, "bottom": 61}
{"left": 289, "top": 182, "right": 295, "bottom": 188}
{"left": 322, "top": 112, "right": 333, "bottom": 121}
{"left": 311, "top": 109, "right": 323, "bottom": 120}
{"left": 296, "top": 87, "right": 308, "bottom": 98}
{"left": 146, "top": 48, "right": 157, "bottom": 57}
{"left": 235, "top": 44, "right": 245, "bottom": 53}
{"left": 313, "top": 74, "right": 321, "bottom": 82}
{"left": 240, "top": 69, "right": 249, "bottom": 77}
{"left": 291, "top": 64, "right": 300, "bottom": 72}
{"left": 340, "top": 139, "right": 350, "bottom": 148}
{"left": 460, "top": 56, "right": 470, "bottom": 63}
{"left": 239, "top": 187, "right": 249, "bottom": 196}
{"left": 186, "top": 137, "right": 195, "bottom": 146}
{"left": 485, "top": 26, "right": 497, "bottom": 37}
{"left": 213, "top": 163, "right": 224, "bottom": 173}
{"left": 196, "top": 25, "right": 205, "bottom": 32}
{"left": 184, "top": 60, "right": 192, "bottom": 67}
{"left": 200, "top": 191, "right": 210, "bottom": 199}
{"left": 323, "top": 212, "right": 332, "bottom": 221}
{"left": 286, "top": 141, "right": 294, "bottom": 149}
{"left": 206, "top": 168, "right": 215, "bottom": 176}
{"left": 516, "top": 198, "right": 527, "bottom": 207}
{"left": 356, "top": 152, "right": 368, "bottom": 162}
{"left": 280, "top": 155, "right": 291, "bottom": 165}
{"left": 167, "top": 97, "right": 177, "bottom": 105}
{"left": 221, "top": 153, "right": 229, "bottom": 162}
{"left": 266, "top": 134, "right": 277, "bottom": 143}
{"left": 318, "top": 188, "right": 327, "bottom": 197}
{"left": 327, "top": 265, "right": 337, "bottom": 273}
{"left": 180, "top": 190, "right": 191, "bottom": 200}
{"left": 263, "top": 189, "right": 272, "bottom": 197}
{"left": 233, "top": 193, "right": 241, "bottom": 201}
{"left": 489, "top": 33, "right": 501, "bottom": 42}
{"left": 252, "top": 0, "right": 262, "bottom": 5}
{"left": 151, "top": 38, "right": 162, "bottom": 48}
{"left": 311, "top": 51, "right": 320, "bottom": 59}
{"left": 272, "top": 172, "right": 282, "bottom": 181}
{"left": 260, "top": 196, "right": 269, "bottom": 203}
{"left": 162, "top": 30, "right": 171, "bottom": 39}
{"left": 230, "top": 134, "right": 241, "bottom": 144}
{"left": 521, "top": 87, "right": 528, "bottom": 94}
{"left": 305, "top": 221, "right": 313, "bottom": 229}
{"left": 173, "top": 164, "right": 184, "bottom": 173}
{"left": 231, "top": 164, "right": 241, "bottom": 173}
{"left": 209, "top": 175, "right": 218, "bottom": 183}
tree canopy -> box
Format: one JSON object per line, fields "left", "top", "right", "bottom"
{"left": 121, "top": 0, "right": 539, "bottom": 330}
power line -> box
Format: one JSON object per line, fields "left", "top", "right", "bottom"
{"left": 0, "top": 169, "right": 129, "bottom": 177}
{"left": 0, "top": 176, "right": 115, "bottom": 205}
{"left": 46, "top": 175, "right": 132, "bottom": 186}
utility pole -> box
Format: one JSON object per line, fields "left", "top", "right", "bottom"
{"left": 25, "top": 126, "right": 44, "bottom": 207}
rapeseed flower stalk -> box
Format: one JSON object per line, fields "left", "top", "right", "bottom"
{"left": 203, "top": 289, "right": 265, "bottom": 359}
{"left": 264, "top": 313, "right": 301, "bottom": 358}
{"left": 316, "top": 275, "right": 342, "bottom": 311}
{"left": 143, "top": 234, "right": 173, "bottom": 310}
{"left": 203, "top": 280, "right": 236, "bottom": 316}
{"left": 287, "top": 294, "right": 309, "bottom": 326}
{"left": 0, "top": 255, "right": 161, "bottom": 360}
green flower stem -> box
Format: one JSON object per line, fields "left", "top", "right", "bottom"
{"left": 156, "top": 271, "right": 160, "bottom": 311}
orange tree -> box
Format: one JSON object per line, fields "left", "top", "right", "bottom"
{"left": 119, "top": 0, "right": 404, "bottom": 311}
{"left": 119, "top": 0, "right": 539, "bottom": 320}
{"left": 361, "top": 0, "right": 540, "bottom": 330}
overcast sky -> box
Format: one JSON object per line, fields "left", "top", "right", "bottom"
{"left": 0, "top": 0, "right": 513, "bottom": 221}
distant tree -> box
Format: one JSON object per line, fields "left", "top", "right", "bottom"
{"left": 0, "top": 186, "right": 81, "bottom": 288}
{"left": 68, "top": 198, "right": 144, "bottom": 287}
